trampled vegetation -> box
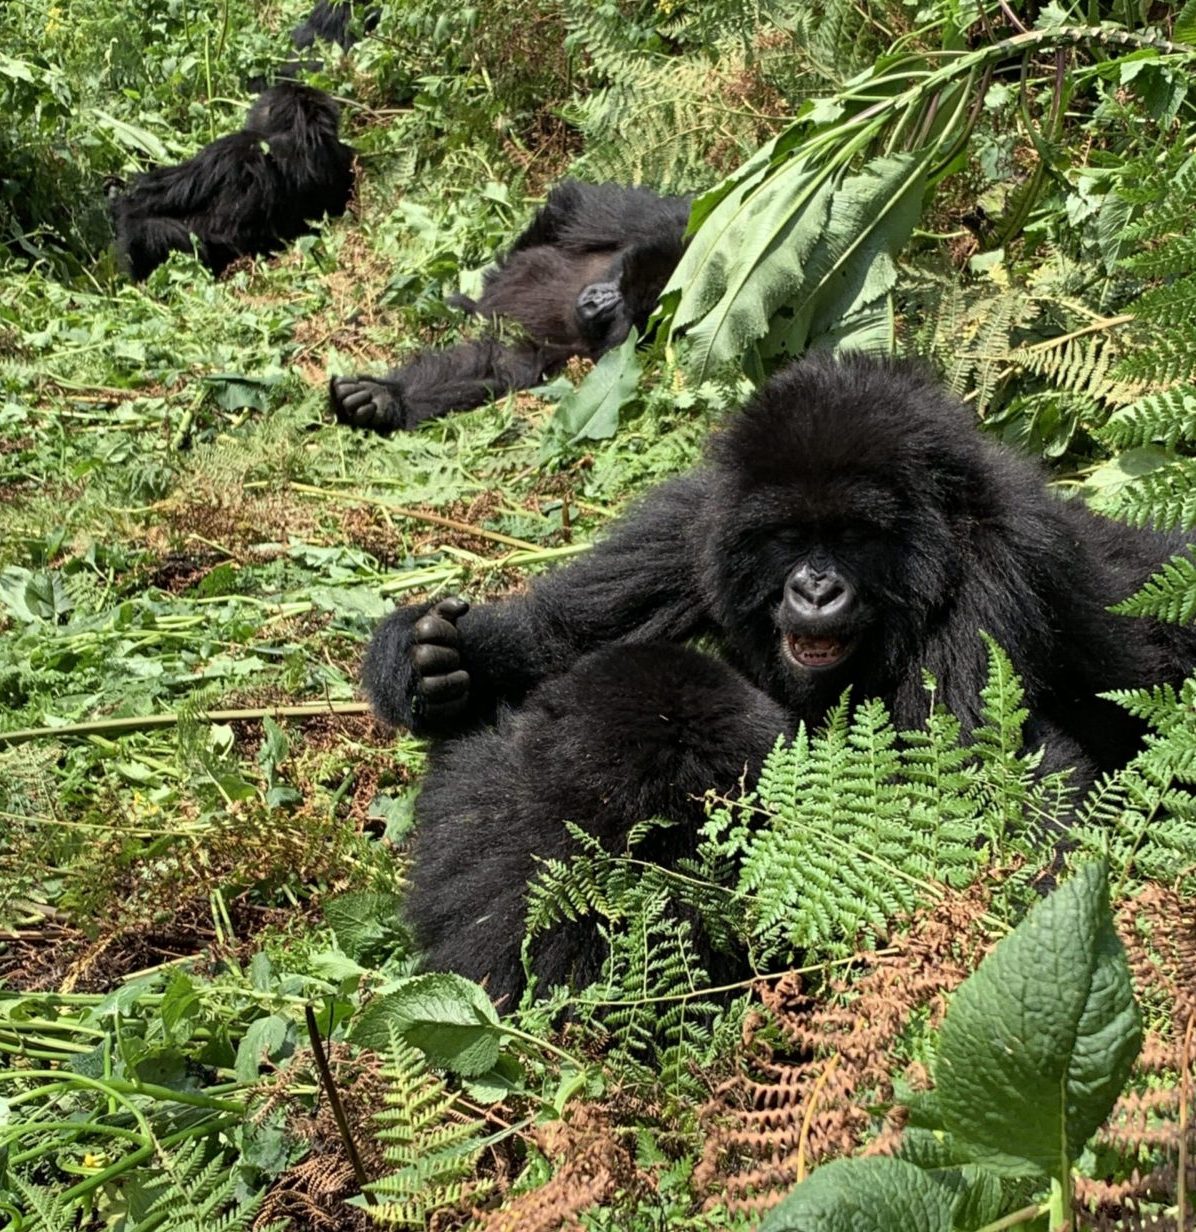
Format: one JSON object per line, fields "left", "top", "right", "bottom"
{"left": 2, "top": 1, "right": 1196, "bottom": 1229}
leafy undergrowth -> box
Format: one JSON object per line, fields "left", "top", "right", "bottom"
{"left": 3, "top": 0, "right": 1196, "bottom": 1228}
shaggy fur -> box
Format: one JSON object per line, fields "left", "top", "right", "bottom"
{"left": 408, "top": 644, "right": 789, "bottom": 1004}
{"left": 366, "top": 354, "right": 1196, "bottom": 1003}
{"left": 109, "top": 83, "right": 354, "bottom": 281}
{"left": 292, "top": 0, "right": 379, "bottom": 51}
{"left": 330, "top": 180, "right": 691, "bottom": 433}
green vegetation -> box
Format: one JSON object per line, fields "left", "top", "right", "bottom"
{"left": 2, "top": 0, "right": 1196, "bottom": 1228}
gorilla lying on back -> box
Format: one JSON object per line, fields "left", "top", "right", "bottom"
{"left": 331, "top": 181, "right": 691, "bottom": 433}
{"left": 109, "top": 83, "right": 354, "bottom": 281}
{"left": 365, "top": 354, "right": 1196, "bottom": 1005}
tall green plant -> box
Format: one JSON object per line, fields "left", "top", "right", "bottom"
{"left": 661, "top": 21, "right": 1196, "bottom": 383}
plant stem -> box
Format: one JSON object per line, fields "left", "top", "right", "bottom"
{"left": 1049, "top": 1171, "right": 1073, "bottom": 1231}
{"left": 290, "top": 481, "right": 545, "bottom": 551}
{"left": 974, "top": 1204, "right": 1050, "bottom": 1232}
{"left": 1180, "top": 1013, "right": 1194, "bottom": 1232}
{"left": 494, "top": 1021, "right": 587, "bottom": 1071}
{"left": 0, "top": 701, "right": 370, "bottom": 747}
{"left": 303, "top": 1005, "right": 373, "bottom": 1200}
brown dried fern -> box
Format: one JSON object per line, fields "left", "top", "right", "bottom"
{"left": 694, "top": 886, "right": 992, "bottom": 1215}
{"left": 1074, "top": 886, "right": 1196, "bottom": 1220}
{"left": 471, "top": 1106, "right": 644, "bottom": 1232}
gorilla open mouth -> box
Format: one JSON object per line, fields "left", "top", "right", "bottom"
{"left": 782, "top": 632, "right": 855, "bottom": 671}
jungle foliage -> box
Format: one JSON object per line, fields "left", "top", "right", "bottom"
{"left": 2, "top": 0, "right": 1196, "bottom": 1228}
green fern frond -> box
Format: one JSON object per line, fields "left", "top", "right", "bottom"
{"left": 1123, "top": 231, "right": 1196, "bottom": 278}
{"left": 1114, "top": 334, "right": 1196, "bottom": 386}
{"left": 1125, "top": 272, "right": 1196, "bottom": 329}
{"left": 1110, "top": 550, "right": 1196, "bottom": 624}
{"left": 1097, "top": 457, "right": 1196, "bottom": 529}
{"left": 903, "top": 273, "right": 1037, "bottom": 414}
{"left": 589, "top": 889, "right": 733, "bottom": 1094}
{"left": 1099, "top": 384, "right": 1196, "bottom": 449}
{"left": 1010, "top": 332, "right": 1123, "bottom": 405}
{"left": 130, "top": 1139, "right": 281, "bottom": 1232}
{"left": 561, "top": 0, "right": 664, "bottom": 79}
{"left": 523, "top": 815, "right": 738, "bottom": 1089}
{"left": 972, "top": 634, "right": 1031, "bottom": 766}
{"left": 732, "top": 692, "right": 987, "bottom": 962}
{"left": 1102, "top": 675, "right": 1196, "bottom": 740}
{"left": 366, "top": 1030, "right": 488, "bottom": 1227}
{"left": 1073, "top": 692, "right": 1196, "bottom": 890}
{"left": 9, "top": 1177, "right": 79, "bottom": 1232}
{"left": 525, "top": 849, "right": 615, "bottom": 929}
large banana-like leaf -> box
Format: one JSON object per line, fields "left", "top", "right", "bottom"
{"left": 667, "top": 150, "right": 929, "bottom": 382}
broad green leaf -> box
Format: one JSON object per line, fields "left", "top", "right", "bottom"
{"left": 760, "top": 1157, "right": 956, "bottom": 1232}
{"left": 761, "top": 153, "right": 928, "bottom": 363}
{"left": 234, "top": 1013, "right": 293, "bottom": 1082}
{"left": 91, "top": 107, "right": 171, "bottom": 161}
{"left": 668, "top": 161, "right": 837, "bottom": 381}
{"left": 325, "top": 890, "right": 405, "bottom": 962}
{"left": 159, "top": 971, "right": 200, "bottom": 1040}
{"left": 204, "top": 373, "right": 276, "bottom": 412}
{"left": 349, "top": 972, "right": 503, "bottom": 1076}
{"left": 0, "top": 567, "right": 73, "bottom": 624}
{"left": 546, "top": 329, "right": 641, "bottom": 447}
{"left": 936, "top": 860, "right": 1141, "bottom": 1176}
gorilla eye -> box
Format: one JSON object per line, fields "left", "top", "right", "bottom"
{"left": 838, "top": 522, "right": 872, "bottom": 544}
{"left": 769, "top": 526, "right": 811, "bottom": 551}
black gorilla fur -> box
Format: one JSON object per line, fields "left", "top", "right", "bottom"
{"left": 409, "top": 643, "right": 790, "bottom": 1002}
{"left": 109, "top": 83, "right": 354, "bottom": 281}
{"left": 330, "top": 180, "right": 691, "bottom": 433}
{"left": 292, "top": 0, "right": 380, "bottom": 51}
{"left": 366, "top": 353, "right": 1196, "bottom": 1005}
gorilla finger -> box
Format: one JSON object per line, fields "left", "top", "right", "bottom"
{"left": 412, "top": 642, "right": 460, "bottom": 675}
{"left": 421, "top": 670, "right": 470, "bottom": 701}
{"left": 339, "top": 388, "right": 376, "bottom": 414}
{"left": 412, "top": 614, "right": 460, "bottom": 646}
{"left": 433, "top": 596, "right": 470, "bottom": 621}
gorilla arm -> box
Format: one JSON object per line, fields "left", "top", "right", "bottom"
{"left": 331, "top": 337, "right": 566, "bottom": 432}
{"left": 361, "top": 473, "right": 713, "bottom": 734}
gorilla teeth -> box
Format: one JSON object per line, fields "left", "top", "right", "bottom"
{"left": 786, "top": 633, "right": 849, "bottom": 668}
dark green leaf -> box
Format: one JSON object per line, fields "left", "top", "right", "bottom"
{"left": 936, "top": 861, "right": 1141, "bottom": 1176}
{"left": 349, "top": 972, "right": 502, "bottom": 1076}
{"left": 760, "top": 1157, "right": 957, "bottom": 1232}
{"left": 547, "top": 330, "right": 641, "bottom": 447}
{"left": 234, "top": 1013, "right": 293, "bottom": 1082}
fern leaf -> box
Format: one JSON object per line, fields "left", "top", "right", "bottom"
{"left": 1097, "top": 457, "right": 1196, "bottom": 529}
{"left": 366, "top": 1030, "right": 488, "bottom": 1226}
{"left": 1110, "top": 550, "right": 1196, "bottom": 624}
{"left": 1099, "top": 384, "right": 1196, "bottom": 449}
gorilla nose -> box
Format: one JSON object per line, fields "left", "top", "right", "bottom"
{"left": 785, "top": 565, "right": 853, "bottom": 620}
{"left": 576, "top": 282, "right": 621, "bottom": 323}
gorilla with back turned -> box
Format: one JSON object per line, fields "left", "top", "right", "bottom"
{"left": 366, "top": 354, "right": 1196, "bottom": 1005}
{"left": 331, "top": 180, "right": 691, "bottom": 433}
{"left": 109, "top": 83, "right": 354, "bottom": 281}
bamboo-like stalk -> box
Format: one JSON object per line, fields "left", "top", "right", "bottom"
{"left": 290, "top": 481, "right": 546, "bottom": 551}
{"left": 0, "top": 702, "right": 371, "bottom": 747}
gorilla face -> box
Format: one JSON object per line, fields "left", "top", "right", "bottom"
{"left": 707, "top": 482, "right": 942, "bottom": 710}
{"left": 573, "top": 234, "right": 687, "bottom": 355}
{"left": 776, "top": 522, "right": 877, "bottom": 675}
{"left": 574, "top": 278, "right": 627, "bottom": 352}
{"left": 695, "top": 356, "right": 982, "bottom": 713}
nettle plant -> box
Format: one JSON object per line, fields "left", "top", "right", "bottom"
{"left": 759, "top": 860, "right": 1141, "bottom": 1232}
